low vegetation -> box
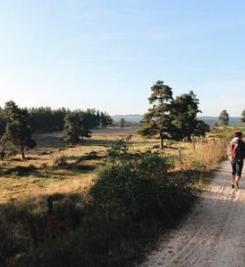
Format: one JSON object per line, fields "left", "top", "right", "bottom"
{"left": 0, "top": 151, "right": 195, "bottom": 267}
{"left": 0, "top": 125, "right": 230, "bottom": 267}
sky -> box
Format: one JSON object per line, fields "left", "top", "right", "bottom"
{"left": 1, "top": 0, "right": 245, "bottom": 116}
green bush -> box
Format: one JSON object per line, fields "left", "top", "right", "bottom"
{"left": 91, "top": 152, "right": 193, "bottom": 223}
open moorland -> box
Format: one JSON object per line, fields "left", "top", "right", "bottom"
{"left": 0, "top": 127, "right": 228, "bottom": 204}
{"left": 0, "top": 126, "right": 230, "bottom": 267}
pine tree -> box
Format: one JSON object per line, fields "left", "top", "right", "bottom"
{"left": 140, "top": 81, "right": 173, "bottom": 149}
{"left": 63, "top": 112, "right": 81, "bottom": 144}
{"left": 1, "top": 101, "right": 36, "bottom": 159}
{"left": 171, "top": 91, "right": 209, "bottom": 141}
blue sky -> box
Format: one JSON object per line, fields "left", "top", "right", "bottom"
{"left": 0, "top": 0, "right": 245, "bottom": 115}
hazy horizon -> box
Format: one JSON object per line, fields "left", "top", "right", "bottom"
{"left": 1, "top": 1, "right": 245, "bottom": 116}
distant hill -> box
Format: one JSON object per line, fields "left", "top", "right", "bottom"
{"left": 112, "top": 115, "right": 243, "bottom": 126}
{"left": 112, "top": 114, "right": 143, "bottom": 123}
{"left": 200, "top": 116, "right": 242, "bottom": 126}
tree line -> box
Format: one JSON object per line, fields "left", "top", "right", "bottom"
{"left": 0, "top": 101, "right": 113, "bottom": 159}
{"left": 0, "top": 104, "right": 112, "bottom": 134}
{"left": 28, "top": 107, "right": 112, "bottom": 133}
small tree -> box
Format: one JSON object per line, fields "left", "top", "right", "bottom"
{"left": 63, "top": 112, "right": 81, "bottom": 144}
{"left": 218, "top": 110, "right": 229, "bottom": 126}
{"left": 1, "top": 101, "right": 36, "bottom": 160}
{"left": 241, "top": 110, "right": 245, "bottom": 123}
{"left": 120, "top": 118, "right": 126, "bottom": 128}
{"left": 140, "top": 81, "right": 173, "bottom": 149}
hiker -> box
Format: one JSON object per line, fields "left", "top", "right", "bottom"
{"left": 228, "top": 131, "right": 245, "bottom": 189}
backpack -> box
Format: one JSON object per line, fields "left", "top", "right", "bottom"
{"left": 228, "top": 140, "right": 245, "bottom": 161}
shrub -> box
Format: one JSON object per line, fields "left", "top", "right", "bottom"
{"left": 138, "top": 152, "right": 174, "bottom": 179}
{"left": 91, "top": 153, "right": 193, "bottom": 223}
{"left": 107, "top": 139, "right": 128, "bottom": 160}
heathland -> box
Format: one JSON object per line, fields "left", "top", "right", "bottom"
{"left": 0, "top": 126, "right": 231, "bottom": 266}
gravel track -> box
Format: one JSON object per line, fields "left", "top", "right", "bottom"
{"left": 142, "top": 161, "right": 245, "bottom": 267}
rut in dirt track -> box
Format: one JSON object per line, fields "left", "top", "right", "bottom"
{"left": 142, "top": 161, "right": 245, "bottom": 267}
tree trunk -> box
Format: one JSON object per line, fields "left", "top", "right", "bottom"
{"left": 20, "top": 144, "right": 25, "bottom": 160}
{"left": 160, "top": 132, "right": 164, "bottom": 150}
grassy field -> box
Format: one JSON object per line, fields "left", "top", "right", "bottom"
{"left": 0, "top": 128, "right": 146, "bottom": 204}
{"left": 0, "top": 127, "right": 229, "bottom": 266}
{"left": 0, "top": 127, "right": 227, "bottom": 204}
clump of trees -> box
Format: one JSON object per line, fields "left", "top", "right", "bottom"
{"left": 140, "top": 81, "right": 209, "bottom": 148}
{"left": 0, "top": 101, "right": 36, "bottom": 159}
{"left": 63, "top": 110, "right": 113, "bottom": 145}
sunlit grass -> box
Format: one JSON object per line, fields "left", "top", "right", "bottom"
{"left": 0, "top": 127, "right": 228, "bottom": 206}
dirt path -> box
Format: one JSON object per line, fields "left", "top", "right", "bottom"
{"left": 142, "top": 161, "right": 245, "bottom": 267}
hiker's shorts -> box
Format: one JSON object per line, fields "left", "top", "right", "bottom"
{"left": 231, "top": 160, "right": 244, "bottom": 177}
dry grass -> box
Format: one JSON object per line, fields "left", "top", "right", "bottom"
{"left": 0, "top": 128, "right": 140, "bottom": 204}
{"left": 0, "top": 128, "right": 227, "bottom": 205}
{"left": 173, "top": 138, "right": 227, "bottom": 171}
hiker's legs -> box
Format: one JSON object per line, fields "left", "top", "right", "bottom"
{"left": 231, "top": 162, "right": 236, "bottom": 185}
{"left": 235, "top": 161, "right": 244, "bottom": 182}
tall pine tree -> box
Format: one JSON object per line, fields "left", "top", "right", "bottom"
{"left": 140, "top": 81, "right": 173, "bottom": 149}
{"left": 1, "top": 101, "right": 36, "bottom": 159}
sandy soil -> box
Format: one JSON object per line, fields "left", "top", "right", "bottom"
{"left": 142, "top": 161, "right": 245, "bottom": 267}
